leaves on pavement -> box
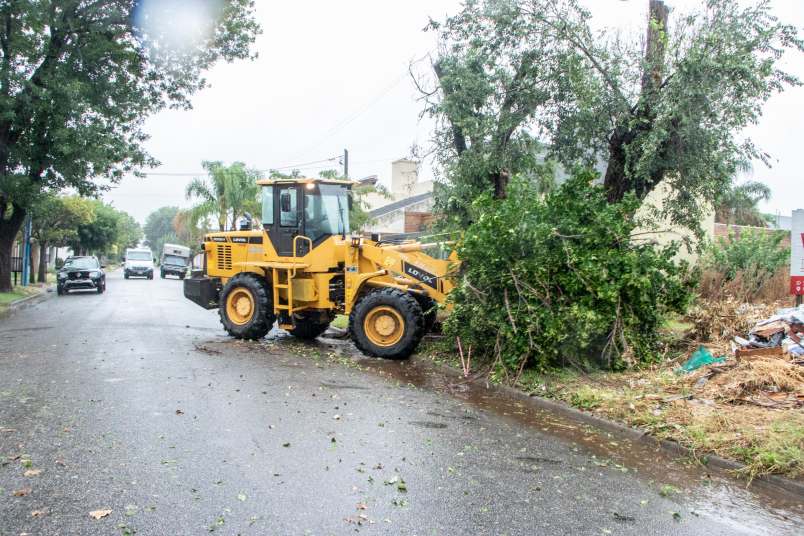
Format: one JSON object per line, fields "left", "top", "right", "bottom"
{"left": 89, "top": 509, "right": 112, "bottom": 520}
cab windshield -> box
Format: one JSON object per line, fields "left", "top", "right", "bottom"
{"left": 164, "top": 255, "right": 187, "bottom": 266}
{"left": 304, "top": 183, "right": 350, "bottom": 242}
{"left": 127, "top": 251, "right": 151, "bottom": 261}
{"left": 63, "top": 257, "right": 99, "bottom": 270}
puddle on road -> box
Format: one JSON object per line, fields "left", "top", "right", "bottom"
{"left": 193, "top": 333, "right": 804, "bottom": 531}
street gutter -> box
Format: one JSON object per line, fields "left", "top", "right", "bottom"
{"left": 0, "top": 285, "right": 54, "bottom": 319}
{"left": 404, "top": 353, "right": 804, "bottom": 499}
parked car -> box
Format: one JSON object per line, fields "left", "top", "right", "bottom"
{"left": 57, "top": 256, "right": 106, "bottom": 295}
{"left": 124, "top": 247, "right": 154, "bottom": 279}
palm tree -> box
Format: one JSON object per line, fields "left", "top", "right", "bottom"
{"left": 186, "top": 161, "right": 259, "bottom": 231}
{"left": 715, "top": 180, "right": 772, "bottom": 227}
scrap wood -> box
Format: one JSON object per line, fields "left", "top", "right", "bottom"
{"left": 736, "top": 346, "right": 784, "bottom": 360}
{"left": 750, "top": 321, "right": 788, "bottom": 339}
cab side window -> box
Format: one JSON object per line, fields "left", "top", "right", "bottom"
{"left": 279, "top": 187, "right": 298, "bottom": 227}
{"left": 261, "top": 186, "right": 274, "bottom": 225}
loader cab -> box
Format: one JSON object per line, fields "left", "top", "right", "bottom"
{"left": 260, "top": 179, "right": 351, "bottom": 257}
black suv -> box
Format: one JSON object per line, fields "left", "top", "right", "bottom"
{"left": 57, "top": 256, "right": 106, "bottom": 295}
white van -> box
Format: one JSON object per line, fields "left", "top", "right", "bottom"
{"left": 124, "top": 248, "right": 155, "bottom": 280}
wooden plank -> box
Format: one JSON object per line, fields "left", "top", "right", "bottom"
{"left": 735, "top": 346, "right": 783, "bottom": 360}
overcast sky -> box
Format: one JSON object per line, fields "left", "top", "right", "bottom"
{"left": 103, "top": 0, "right": 804, "bottom": 224}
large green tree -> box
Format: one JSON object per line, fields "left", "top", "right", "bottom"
{"left": 186, "top": 161, "right": 260, "bottom": 231}
{"left": 114, "top": 210, "right": 142, "bottom": 254}
{"left": 30, "top": 194, "right": 94, "bottom": 282}
{"left": 143, "top": 205, "right": 179, "bottom": 256}
{"left": 421, "top": 0, "right": 802, "bottom": 231}
{"left": 0, "top": 0, "right": 260, "bottom": 291}
{"left": 68, "top": 200, "right": 122, "bottom": 256}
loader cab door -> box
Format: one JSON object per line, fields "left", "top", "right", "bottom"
{"left": 263, "top": 184, "right": 303, "bottom": 257}
{"left": 262, "top": 182, "right": 350, "bottom": 257}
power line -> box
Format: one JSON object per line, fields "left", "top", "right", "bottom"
{"left": 284, "top": 71, "right": 409, "bottom": 161}
{"left": 139, "top": 155, "right": 341, "bottom": 177}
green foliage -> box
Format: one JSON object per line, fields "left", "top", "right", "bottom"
{"left": 422, "top": 0, "right": 802, "bottom": 232}
{"left": 30, "top": 194, "right": 95, "bottom": 248}
{"left": 445, "top": 173, "right": 694, "bottom": 372}
{"left": 186, "top": 161, "right": 260, "bottom": 231}
{"left": 173, "top": 209, "right": 208, "bottom": 254}
{"left": 0, "top": 0, "right": 260, "bottom": 290}
{"left": 114, "top": 211, "right": 143, "bottom": 253}
{"left": 68, "top": 199, "right": 137, "bottom": 256}
{"left": 715, "top": 181, "right": 773, "bottom": 227}
{"left": 703, "top": 230, "right": 789, "bottom": 283}
{"left": 144, "top": 206, "right": 180, "bottom": 256}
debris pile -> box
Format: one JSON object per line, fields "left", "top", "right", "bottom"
{"left": 682, "top": 304, "right": 804, "bottom": 410}
{"left": 732, "top": 305, "right": 804, "bottom": 361}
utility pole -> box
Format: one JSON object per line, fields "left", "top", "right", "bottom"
{"left": 343, "top": 149, "right": 349, "bottom": 179}
{"left": 21, "top": 214, "right": 32, "bottom": 286}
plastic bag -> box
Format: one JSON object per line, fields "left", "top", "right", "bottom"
{"left": 677, "top": 346, "right": 726, "bottom": 374}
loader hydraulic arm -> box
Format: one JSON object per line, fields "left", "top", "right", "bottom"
{"left": 356, "top": 240, "right": 458, "bottom": 305}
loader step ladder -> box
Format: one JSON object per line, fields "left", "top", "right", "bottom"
{"left": 272, "top": 235, "right": 313, "bottom": 329}
{"left": 273, "top": 266, "right": 294, "bottom": 329}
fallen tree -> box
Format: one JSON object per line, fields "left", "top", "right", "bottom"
{"left": 444, "top": 173, "right": 694, "bottom": 372}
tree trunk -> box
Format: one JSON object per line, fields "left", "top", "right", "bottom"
{"left": 38, "top": 241, "right": 47, "bottom": 284}
{"left": 603, "top": 0, "right": 669, "bottom": 205}
{"left": 29, "top": 241, "right": 37, "bottom": 283}
{"left": 0, "top": 204, "right": 26, "bottom": 292}
{"left": 492, "top": 170, "right": 510, "bottom": 200}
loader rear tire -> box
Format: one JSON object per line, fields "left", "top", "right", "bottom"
{"left": 219, "top": 273, "right": 274, "bottom": 340}
{"left": 287, "top": 311, "right": 331, "bottom": 340}
{"left": 349, "top": 288, "right": 424, "bottom": 360}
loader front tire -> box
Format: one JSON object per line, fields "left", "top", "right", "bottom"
{"left": 219, "top": 273, "right": 273, "bottom": 340}
{"left": 412, "top": 294, "right": 438, "bottom": 334}
{"left": 287, "top": 311, "right": 331, "bottom": 340}
{"left": 349, "top": 288, "right": 424, "bottom": 359}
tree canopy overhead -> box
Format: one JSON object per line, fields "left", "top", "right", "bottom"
{"left": 420, "top": 0, "right": 802, "bottom": 230}
{"left": 0, "top": 0, "right": 260, "bottom": 290}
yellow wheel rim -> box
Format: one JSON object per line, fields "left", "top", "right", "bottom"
{"left": 226, "top": 288, "right": 255, "bottom": 325}
{"left": 363, "top": 306, "right": 405, "bottom": 347}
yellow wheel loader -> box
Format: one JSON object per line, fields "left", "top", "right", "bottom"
{"left": 184, "top": 177, "right": 458, "bottom": 359}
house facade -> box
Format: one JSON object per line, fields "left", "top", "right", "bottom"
{"left": 361, "top": 159, "right": 435, "bottom": 235}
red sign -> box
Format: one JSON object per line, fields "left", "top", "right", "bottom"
{"left": 791, "top": 276, "right": 804, "bottom": 296}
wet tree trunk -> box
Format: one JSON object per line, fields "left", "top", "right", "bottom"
{"left": 603, "top": 0, "right": 669, "bottom": 204}
{"left": 37, "top": 241, "right": 47, "bottom": 284}
{"left": 0, "top": 204, "right": 26, "bottom": 292}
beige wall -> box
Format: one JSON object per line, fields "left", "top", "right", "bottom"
{"left": 633, "top": 180, "right": 715, "bottom": 265}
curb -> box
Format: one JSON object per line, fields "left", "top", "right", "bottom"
{"left": 0, "top": 286, "right": 54, "bottom": 319}
{"left": 417, "top": 356, "right": 804, "bottom": 498}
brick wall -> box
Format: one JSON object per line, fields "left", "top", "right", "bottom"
{"left": 404, "top": 211, "right": 435, "bottom": 233}
{"left": 713, "top": 223, "right": 791, "bottom": 248}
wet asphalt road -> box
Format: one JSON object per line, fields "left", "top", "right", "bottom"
{"left": 0, "top": 270, "right": 802, "bottom": 536}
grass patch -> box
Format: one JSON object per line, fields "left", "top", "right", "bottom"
{"left": 331, "top": 314, "right": 349, "bottom": 329}
{"left": 0, "top": 286, "right": 40, "bottom": 306}
{"left": 416, "top": 337, "right": 803, "bottom": 480}
{"left": 521, "top": 368, "right": 804, "bottom": 480}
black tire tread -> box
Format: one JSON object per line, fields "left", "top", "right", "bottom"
{"left": 349, "top": 287, "right": 424, "bottom": 359}
{"left": 412, "top": 293, "right": 438, "bottom": 334}
{"left": 218, "top": 273, "right": 274, "bottom": 340}
{"left": 287, "top": 311, "right": 331, "bottom": 340}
